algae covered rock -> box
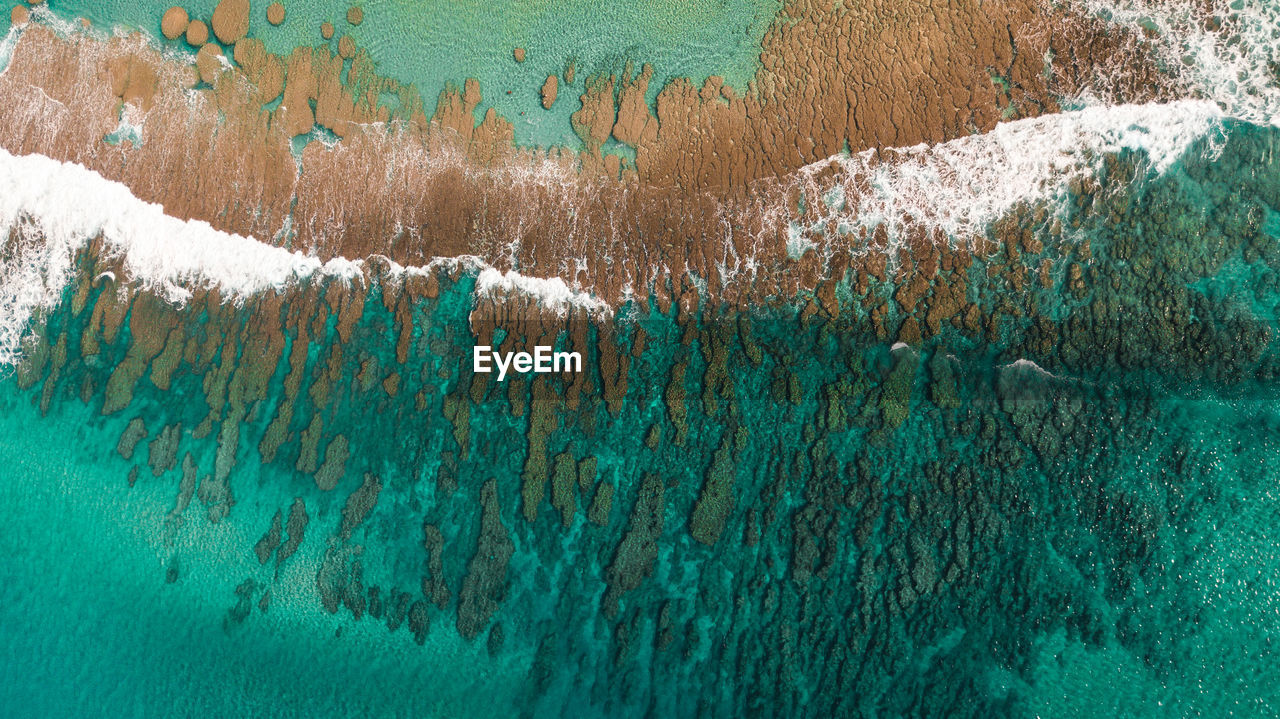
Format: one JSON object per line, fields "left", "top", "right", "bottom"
{"left": 211, "top": 0, "right": 250, "bottom": 45}
{"left": 456, "top": 480, "right": 514, "bottom": 640}
{"left": 161, "top": 6, "right": 189, "bottom": 39}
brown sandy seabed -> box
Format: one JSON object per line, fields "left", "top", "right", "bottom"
{"left": 0, "top": 0, "right": 1187, "bottom": 334}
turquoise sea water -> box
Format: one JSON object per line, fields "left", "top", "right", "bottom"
{"left": 0, "top": 0, "right": 780, "bottom": 148}
{"left": 0, "top": 392, "right": 522, "bottom": 718}
{"left": 4, "top": 120, "right": 1280, "bottom": 716}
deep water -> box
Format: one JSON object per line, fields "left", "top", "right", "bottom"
{"left": 4, "top": 126, "right": 1280, "bottom": 718}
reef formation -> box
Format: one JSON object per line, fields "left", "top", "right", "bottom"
{"left": 2, "top": 0, "right": 1280, "bottom": 716}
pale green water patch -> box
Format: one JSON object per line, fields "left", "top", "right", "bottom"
{"left": 25, "top": 0, "right": 782, "bottom": 148}
{"left": 0, "top": 380, "right": 529, "bottom": 718}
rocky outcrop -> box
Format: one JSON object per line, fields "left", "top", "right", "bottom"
{"left": 210, "top": 0, "right": 250, "bottom": 45}
{"left": 540, "top": 74, "right": 557, "bottom": 109}
{"left": 160, "top": 7, "right": 188, "bottom": 39}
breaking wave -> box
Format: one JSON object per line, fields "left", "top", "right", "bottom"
{"left": 0, "top": 148, "right": 609, "bottom": 366}
{"left": 3, "top": 0, "right": 1272, "bottom": 362}
{"left": 784, "top": 100, "right": 1225, "bottom": 257}
{"left": 1071, "top": 0, "right": 1280, "bottom": 126}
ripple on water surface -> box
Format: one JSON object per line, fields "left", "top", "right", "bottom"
{"left": 10, "top": 0, "right": 782, "bottom": 148}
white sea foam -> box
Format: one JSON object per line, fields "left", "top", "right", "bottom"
{"left": 474, "top": 267, "right": 613, "bottom": 318}
{"left": 0, "top": 24, "right": 21, "bottom": 76}
{"left": 0, "top": 147, "right": 352, "bottom": 363}
{"left": 0, "top": 6, "right": 1246, "bottom": 355}
{"left": 0, "top": 97, "right": 1229, "bottom": 360}
{"left": 1002, "top": 358, "right": 1059, "bottom": 380}
{"left": 0, "top": 99, "right": 1209, "bottom": 364}
{"left": 1070, "top": 0, "right": 1280, "bottom": 126}
{"left": 26, "top": 5, "right": 91, "bottom": 41}
{"left": 383, "top": 254, "right": 611, "bottom": 318}
{"left": 0, "top": 148, "right": 609, "bottom": 365}
{"left": 787, "top": 99, "right": 1225, "bottom": 255}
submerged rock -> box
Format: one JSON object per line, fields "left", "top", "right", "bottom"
{"left": 603, "top": 474, "right": 664, "bottom": 617}
{"left": 456, "top": 479, "right": 513, "bottom": 640}
{"left": 160, "top": 7, "right": 188, "bottom": 39}
{"left": 211, "top": 0, "right": 250, "bottom": 45}
{"left": 541, "top": 75, "right": 558, "bottom": 109}
{"left": 185, "top": 19, "right": 209, "bottom": 47}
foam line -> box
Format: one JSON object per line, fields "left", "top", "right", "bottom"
{"left": 0, "top": 25, "right": 20, "bottom": 76}
{"left": 474, "top": 267, "right": 613, "bottom": 317}
{"left": 790, "top": 99, "right": 1225, "bottom": 252}
{"left": 1071, "top": 0, "right": 1280, "bottom": 126}
{"left": 0, "top": 148, "right": 609, "bottom": 366}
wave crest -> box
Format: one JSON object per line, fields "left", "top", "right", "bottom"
{"left": 783, "top": 99, "right": 1224, "bottom": 259}
{"left": 1073, "top": 0, "right": 1280, "bottom": 126}
{"left": 0, "top": 148, "right": 611, "bottom": 365}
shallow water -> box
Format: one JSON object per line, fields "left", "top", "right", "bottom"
{"left": 3, "top": 0, "right": 1280, "bottom": 715}
{"left": 0, "top": 0, "right": 779, "bottom": 148}
{"left": 2, "top": 117, "right": 1280, "bottom": 716}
